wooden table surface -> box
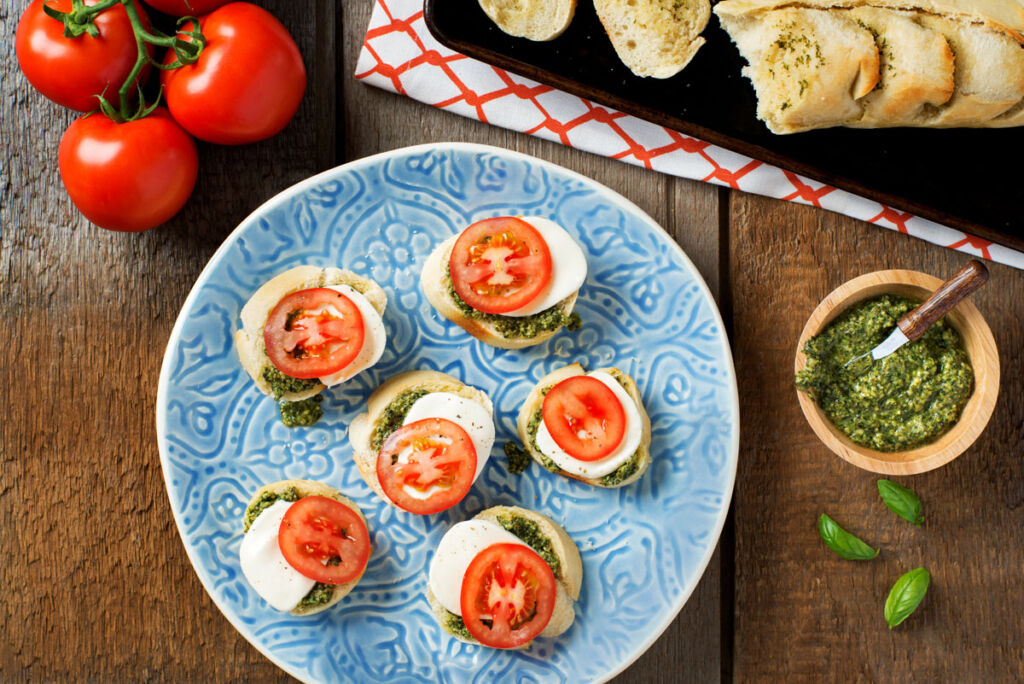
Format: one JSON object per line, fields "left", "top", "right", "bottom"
{"left": 3, "top": 1, "right": 1023, "bottom": 681}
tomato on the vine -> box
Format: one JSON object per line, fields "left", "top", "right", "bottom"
{"left": 161, "top": 2, "right": 306, "bottom": 145}
{"left": 15, "top": 0, "right": 153, "bottom": 112}
{"left": 142, "top": 0, "right": 231, "bottom": 16}
{"left": 58, "top": 108, "right": 198, "bottom": 232}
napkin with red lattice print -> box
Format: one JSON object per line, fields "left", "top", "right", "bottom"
{"left": 354, "top": 0, "right": 1024, "bottom": 270}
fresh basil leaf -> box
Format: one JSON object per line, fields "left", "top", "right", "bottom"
{"left": 877, "top": 479, "right": 924, "bottom": 526}
{"left": 817, "top": 513, "right": 879, "bottom": 560}
{"left": 885, "top": 567, "right": 930, "bottom": 628}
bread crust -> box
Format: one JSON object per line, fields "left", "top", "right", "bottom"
{"left": 234, "top": 266, "right": 387, "bottom": 402}
{"left": 515, "top": 363, "right": 652, "bottom": 488}
{"left": 428, "top": 505, "right": 582, "bottom": 646}
{"left": 348, "top": 370, "right": 494, "bottom": 506}
{"left": 716, "top": 0, "right": 1024, "bottom": 132}
{"left": 477, "top": 0, "right": 578, "bottom": 41}
{"left": 421, "top": 235, "right": 579, "bottom": 350}
{"left": 243, "top": 479, "right": 369, "bottom": 617}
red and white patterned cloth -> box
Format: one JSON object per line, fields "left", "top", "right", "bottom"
{"left": 355, "top": 0, "right": 1024, "bottom": 270}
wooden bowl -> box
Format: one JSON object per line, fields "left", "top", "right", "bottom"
{"left": 794, "top": 270, "right": 999, "bottom": 475}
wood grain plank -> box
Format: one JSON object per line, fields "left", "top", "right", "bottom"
{"left": 343, "top": 3, "right": 724, "bottom": 681}
{"left": 729, "top": 193, "right": 1024, "bottom": 681}
{"left": 0, "top": 1, "right": 333, "bottom": 680}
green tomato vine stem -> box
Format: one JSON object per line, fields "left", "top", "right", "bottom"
{"left": 44, "top": 0, "right": 207, "bottom": 122}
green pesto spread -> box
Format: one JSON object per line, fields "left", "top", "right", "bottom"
{"left": 504, "top": 441, "right": 531, "bottom": 475}
{"left": 371, "top": 389, "right": 429, "bottom": 451}
{"left": 243, "top": 488, "right": 335, "bottom": 610}
{"left": 280, "top": 396, "right": 323, "bottom": 428}
{"left": 796, "top": 295, "right": 973, "bottom": 452}
{"left": 526, "top": 406, "right": 563, "bottom": 474}
{"left": 442, "top": 609, "right": 476, "bottom": 641}
{"left": 444, "top": 264, "right": 581, "bottom": 338}
{"left": 262, "top": 364, "right": 321, "bottom": 401}
{"left": 599, "top": 453, "right": 641, "bottom": 487}
{"left": 496, "top": 513, "right": 561, "bottom": 577}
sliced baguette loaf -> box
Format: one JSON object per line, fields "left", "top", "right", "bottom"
{"left": 421, "top": 235, "right": 579, "bottom": 350}
{"left": 594, "top": 0, "right": 711, "bottom": 78}
{"left": 478, "top": 0, "right": 577, "bottom": 41}
{"left": 348, "top": 370, "right": 494, "bottom": 505}
{"left": 515, "top": 363, "right": 652, "bottom": 489}
{"left": 243, "top": 479, "right": 369, "bottom": 617}
{"left": 234, "top": 266, "right": 387, "bottom": 402}
{"left": 715, "top": 0, "right": 1024, "bottom": 132}
{"left": 427, "top": 505, "right": 582, "bottom": 645}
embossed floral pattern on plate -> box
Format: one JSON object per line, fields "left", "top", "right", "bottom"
{"left": 156, "top": 143, "right": 739, "bottom": 683}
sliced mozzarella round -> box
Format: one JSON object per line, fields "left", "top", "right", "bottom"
{"left": 428, "top": 520, "right": 529, "bottom": 616}
{"left": 239, "top": 500, "right": 316, "bottom": 612}
{"left": 317, "top": 284, "right": 386, "bottom": 386}
{"left": 536, "top": 371, "right": 643, "bottom": 478}
{"left": 402, "top": 392, "right": 494, "bottom": 484}
{"left": 502, "top": 217, "right": 587, "bottom": 318}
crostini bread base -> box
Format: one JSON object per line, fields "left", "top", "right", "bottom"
{"left": 428, "top": 505, "right": 582, "bottom": 646}
{"left": 234, "top": 266, "right": 387, "bottom": 402}
{"left": 516, "top": 363, "right": 652, "bottom": 488}
{"left": 348, "top": 370, "right": 494, "bottom": 505}
{"left": 478, "top": 0, "right": 577, "bottom": 41}
{"left": 594, "top": 0, "right": 711, "bottom": 79}
{"left": 244, "top": 479, "right": 369, "bottom": 617}
{"left": 421, "top": 235, "right": 578, "bottom": 350}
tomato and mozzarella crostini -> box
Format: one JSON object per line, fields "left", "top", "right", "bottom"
{"left": 516, "top": 363, "right": 652, "bottom": 488}
{"left": 348, "top": 370, "right": 496, "bottom": 515}
{"left": 234, "top": 266, "right": 387, "bottom": 427}
{"left": 421, "top": 216, "right": 587, "bottom": 349}
{"left": 239, "top": 479, "right": 371, "bottom": 616}
{"left": 427, "top": 505, "right": 582, "bottom": 649}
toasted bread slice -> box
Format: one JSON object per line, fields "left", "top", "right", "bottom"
{"left": 516, "top": 363, "right": 652, "bottom": 488}
{"left": 428, "top": 505, "right": 582, "bottom": 646}
{"left": 477, "top": 0, "right": 577, "bottom": 41}
{"left": 421, "top": 235, "right": 579, "bottom": 350}
{"left": 234, "top": 266, "right": 387, "bottom": 402}
{"left": 348, "top": 370, "right": 494, "bottom": 505}
{"left": 594, "top": 0, "right": 711, "bottom": 78}
{"left": 243, "top": 479, "right": 369, "bottom": 616}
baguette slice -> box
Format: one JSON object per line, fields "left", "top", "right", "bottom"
{"left": 421, "top": 235, "right": 579, "bottom": 350}
{"left": 516, "top": 363, "right": 652, "bottom": 489}
{"left": 348, "top": 370, "right": 494, "bottom": 506}
{"left": 847, "top": 7, "right": 956, "bottom": 125}
{"left": 594, "top": 0, "right": 711, "bottom": 78}
{"left": 243, "top": 479, "right": 369, "bottom": 617}
{"left": 478, "top": 0, "right": 577, "bottom": 41}
{"left": 235, "top": 266, "right": 387, "bottom": 402}
{"left": 428, "top": 505, "right": 582, "bottom": 646}
{"left": 717, "top": 5, "right": 880, "bottom": 133}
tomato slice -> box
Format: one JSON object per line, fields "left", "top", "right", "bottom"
{"left": 264, "top": 288, "right": 365, "bottom": 379}
{"left": 460, "top": 543, "right": 557, "bottom": 649}
{"left": 278, "top": 496, "right": 371, "bottom": 584}
{"left": 449, "top": 217, "right": 552, "bottom": 314}
{"left": 376, "top": 418, "right": 477, "bottom": 515}
{"left": 542, "top": 376, "right": 626, "bottom": 461}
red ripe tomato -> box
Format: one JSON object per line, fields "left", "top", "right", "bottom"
{"left": 263, "top": 288, "right": 366, "bottom": 380}
{"left": 542, "top": 375, "right": 626, "bottom": 461}
{"left": 460, "top": 543, "right": 557, "bottom": 649}
{"left": 16, "top": 0, "right": 152, "bottom": 112}
{"left": 161, "top": 2, "right": 306, "bottom": 144}
{"left": 278, "top": 496, "right": 371, "bottom": 585}
{"left": 58, "top": 108, "right": 198, "bottom": 232}
{"left": 142, "top": 0, "right": 231, "bottom": 15}
{"left": 376, "top": 418, "right": 477, "bottom": 515}
{"left": 449, "top": 217, "right": 553, "bottom": 314}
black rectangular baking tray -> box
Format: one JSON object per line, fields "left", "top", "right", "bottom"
{"left": 424, "top": 0, "right": 1024, "bottom": 252}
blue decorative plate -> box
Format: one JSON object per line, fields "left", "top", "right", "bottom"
{"left": 156, "top": 143, "right": 738, "bottom": 683}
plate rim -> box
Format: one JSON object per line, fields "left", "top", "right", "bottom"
{"left": 155, "top": 141, "right": 740, "bottom": 683}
